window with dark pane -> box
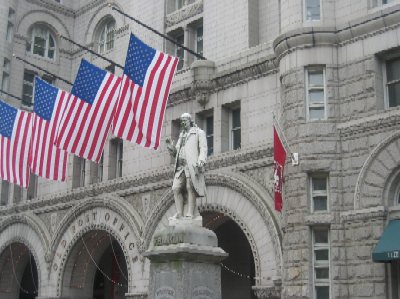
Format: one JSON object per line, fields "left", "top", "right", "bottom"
{"left": 206, "top": 115, "right": 213, "bottom": 156}
{"left": 231, "top": 108, "right": 241, "bottom": 150}
{"left": 310, "top": 175, "right": 328, "bottom": 212}
{"left": 22, "top": 70, "right": 36, "bottom": 106}
{"left": 386, "top": 57, "right": 400, "bottom": 107}
{"left": 305, "top": 0, "right": 321, "bottom": 21}
{"left": 313, "top": 227, "right": 330, "bottom": 299}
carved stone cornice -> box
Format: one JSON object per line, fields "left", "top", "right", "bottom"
{"left": 25, "top": 0, "right": 75, "bottom": 17}
{"left": 338, "top": 108, "right": 400, "bottom": 137}
{"left": 273, "top": 4, "right": 400, "bottom": 60}
{"left": 166, "top": 0, "right": 203, "bottom": 28}
{"left": 168, "top": 57, "right": 278, "bottom": 106}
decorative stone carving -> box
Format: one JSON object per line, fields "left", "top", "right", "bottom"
{"left": 252, "top": 284, "right": 282, "bottom": 299}
{"left": 166, "top": 0, "right": 203, "bottom": 27}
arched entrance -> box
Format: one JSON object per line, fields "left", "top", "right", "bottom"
{"left": 203, "top": 211, "right": 256, "bottom": 299}
{"left": 0, "top": 243, "right": 38, "bottom": 299}
{"left": 61, "top": 230, "right": 128, "bottom": 299}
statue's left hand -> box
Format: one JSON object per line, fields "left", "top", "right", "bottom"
{"left": 196, "top": 160, "right": 205, "bottom": 173}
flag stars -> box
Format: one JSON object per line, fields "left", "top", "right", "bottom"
{"left": 0, "top": 101, "right": 17, "bottom": 138}
{"left": 72, "top": 60, "right": 106, "bottom": 105}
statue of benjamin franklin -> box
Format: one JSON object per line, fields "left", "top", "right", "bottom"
{"left": 166, "top": 113, "right": 207, "bottom": 219}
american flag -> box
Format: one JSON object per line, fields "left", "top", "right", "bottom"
{"left": 0, "top": 100, "right": 32, "bottom": 187}
{"left": 30, "top": 78, "right": 69, "bottom": 181}
{"left": 112, "top": 34, "right": 178, "bottom": 149}
{"left": 55, "top": 59, "right": 121, "bottom": 162}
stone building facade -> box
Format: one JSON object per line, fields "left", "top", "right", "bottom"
{"left": 0, "top": 0, "right": 400, "bottom": 298}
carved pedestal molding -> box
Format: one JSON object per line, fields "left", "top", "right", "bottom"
{"left": 252, "top": 285, "right": 282, "bottom": 299}
{"left": 125, "top": 293, "right": 148, "bottom": 299}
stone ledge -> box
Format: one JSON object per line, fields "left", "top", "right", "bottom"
{"left": 304, "top": 213, "right": 334, "bottom": 225}
{"left": 338, "top": 107, "right": 400, "bottom": 136}
{"left": 340, "top": 206, "right": 386, "bottom": 221}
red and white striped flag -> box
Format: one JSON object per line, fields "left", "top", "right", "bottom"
{"left": 55, "top": 59, "right": 121, "bottom": 162}
{"left": 0, "top": 100, "right": 33, "bottom": 187}
{"left": 30, "top": 78, "right": 69, "bottom": 181}
{"left": 112, "top": 34, "right": 178, "bottom": 149}
{"left": 274, "top": 126, "right": 286, "bottom": 212}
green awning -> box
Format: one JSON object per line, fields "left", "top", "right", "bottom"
{"left": 372, "top": 220, "right": 400, "bottom": 262}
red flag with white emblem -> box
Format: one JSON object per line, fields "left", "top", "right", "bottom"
{"left": 274, "top": 126, "right": 286, "bottom": 212}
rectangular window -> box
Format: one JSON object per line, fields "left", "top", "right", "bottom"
{"left": 231, "top": 108, "right": 241, "bottom": 150}
{"left": 2, "top": 58, "right": 10, "bottom": 93}
{"left": 305, "top": 0, "right": 321, "bottom": 21}
{"left": 14, "top": 185, "right": 21, "bottom": 204}
{"left": 310, "top": 174, "right": 329, "bottom": 212}
{"left": 117, "top": 140, "right": 123, "bottom": 178}
{"left": 385, "top": 57, "right": 400, "bottom": 108}
{"left": 89, "top": 152, "right": 103, "bottom": 184}
{"left": 6, "top": 22, "right": 13, "bottom": 42}
{"left": 196, "top": 26, "right": 203, "bottom": 57}
{"left": 306, "top": 66, "right": 326, "bottom": 121}
{"left": 27, "top": 174, "right": 38, "bottom": 200}
{"left": 72, "top": 157, "right": 85, "bottom": 188}
{"left": 22, "top": 70, "right": 36, "bottom": 106}
{"left": 206, "top": 115, "right": 214, "bottom": 156}
{"left": 176, "top": 0, "right": 184, "bottom": 10}
{"left": 8, "top": 8, "right": 15, "bottom": 19}
{"left": 1, "top": 181, "right": 9, "bottom": 206}
{"left": 109, "top": 138, "right": 123, "bottom": 179}
{"left": 176, "top": 34, "right": 184, "bottom": 70}
{"left": 371, "top": 0, "right": 395, "bottom": 7}
{"left": 312, "top": 227, "right": 330, "bottom": 299}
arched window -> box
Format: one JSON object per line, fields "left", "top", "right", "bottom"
{"left": 29, "top": 25, "right": 56, "bottom": 59}
{"left": 97, "top": 19, "right": 116, "bottom": 53}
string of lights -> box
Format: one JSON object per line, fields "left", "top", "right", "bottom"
{"left": 108, "top": 233, "right": 128, "bottom": 282}
{"left": 220, "top": 263, "right": 252, "bottom": 280}
{"left": 9, "top": 245, "right": 38, "bottom": 295}
{"left": 29, "top": 253, "right": 38, "bottom": 293}
{"left": 71, "top": 208, "right": 128, "bottom": 288}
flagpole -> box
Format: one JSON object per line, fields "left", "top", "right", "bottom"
{"left": 14, "top": 55, "right": 73, "bottom": 86}
{"left": 0, "top": 89, "right": 24, "bottom": 102}
{"left": 59, "top": 35, "right": 124, "bottom": 70}
{"left": 272, "top": 112, "right": 299, "bottom": 165}
{"left": 110, "top": 5, "right": 207, "bottom": 61}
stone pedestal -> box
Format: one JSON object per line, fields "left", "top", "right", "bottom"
{"left": 144, "top": 223, "right": 227, "bottom": 299}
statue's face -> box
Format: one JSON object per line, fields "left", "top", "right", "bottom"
{"left": 180, "top": 116, "right": 191, "bottom": 130}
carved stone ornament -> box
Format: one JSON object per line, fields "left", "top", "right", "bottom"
{"left": 166, "top": 0, "right": 204, "bottom": 27}
{"left": 252, "top": 284, "right": 282, "bottom": 299}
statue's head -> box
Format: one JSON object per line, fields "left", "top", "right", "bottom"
{"left": 180, "top": 113, "right": 193, "bottom": 130}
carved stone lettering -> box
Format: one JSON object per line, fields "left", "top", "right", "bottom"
{"left": 61, "top": 240, "right": 67, "bottom": 248}
{"left": 155, "top": 286, "right": 175, "bottom": 299}
{"left": 154, "top": 233, "right": 184, "bottom": 246}
{"left": 192, "top": 286, "right": 214, "bottom": 299}
{"left": 105, "top": 213, "right": 110, "bottom": 221}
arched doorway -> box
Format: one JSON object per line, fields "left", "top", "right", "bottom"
{"left": 203, "top": 211, "right": 256, "bottom": 299}
{"left": 0, "top": 243, "right": 38, "bottom": 299}
{"left": 61, "top": 230, "right": 128, "bottom": 299}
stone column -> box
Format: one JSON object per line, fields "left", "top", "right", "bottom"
{"left": 144, "top": 223, "right": 227, "bottom": 299}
